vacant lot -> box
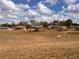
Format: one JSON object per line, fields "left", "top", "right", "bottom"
{"left": 0, "top": 30, "right": 79, "bottom": 59}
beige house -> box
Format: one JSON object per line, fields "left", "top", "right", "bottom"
{"left": 14, "top": 26, "right": 26, "bottom": 31}
{"left": 0, "top": 27, "right": 12, "bottom": 30}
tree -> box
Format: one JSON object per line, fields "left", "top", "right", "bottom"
{"left": 64, "top": 19, "right": 72, "bottom": 29}
{"left": 18, "top": 21, "right": 27, "bottom": 26}
{"left": 39, "top": 21, "right": 48, "bottom": 28}
{"left": 30, "top": 20, "right": 36, "bottom": 26}
{"left": 0, "top": 23, "right": 11, "bottom": 27}
{"left": 53, "top": 20, "right": 59, "bottom": 25}
{"left": 26, "top": 24, "right": 31, "bottom": 29}
{"left": 59, "top": 21, "right": 65, "bottom": 26}
{"left": 11, "top": 22, "right": 16, "bottom": 27}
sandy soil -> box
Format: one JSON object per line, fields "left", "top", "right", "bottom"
{"left": 0, "top": 31, "right": 79, "bottom": 59}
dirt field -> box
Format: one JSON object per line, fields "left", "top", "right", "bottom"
{"left": 0, "top": 30, "right": 79, "bottom": 59}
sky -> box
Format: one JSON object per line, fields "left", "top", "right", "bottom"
{"left": 0, "top": 0, "right": 79, "bottom": 23}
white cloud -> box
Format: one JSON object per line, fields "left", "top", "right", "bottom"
{"left": 62, "top": 6, "right": 66, "bottom": 10}
{"left": 27, "top": 9, "right": 39, "bottom": 16}
{"left": 27, "top": 0, "right": 30, "bottom": 2}
{"left": 24, "top": 17, "right": 28, "bottom": 21}
{"left": 0, "top": 0, "right": 19, "bottom": 10}
{"left": 0, "top": 0, "right": 30, "bottom": 11}
{"left": 37, "top": 2, "right": 53, "bottom": 15}
{"left": 34, "top": 15, "right": 54, "bottom": 22}
{"left": 0, "top": 0, "right": 79, "bottom": 23}
{"left": 67, "top": 4, "right": 79, "bottom": 12}
{"left": 0, "top": 0, "right": 31, "bottom": 23}
{"left": 41, "top": 16, "right": 53, "bottom": 22}
{"left": 7, "top": 14, "right": 17, "bottom": 19}
{"left": 64, "top": 0, "right": 78, "bottom": 4}
{"left": 43, "top": 0, "right": 58, "bottom": 6}
{"left": 16, "top": 4, "right": 30, "bottom": 10}
{"left": 0, "top": 15, "right": 3, "bottom": 19}
{"left": 58, "top": 3, "right": 79, "bottom": 23}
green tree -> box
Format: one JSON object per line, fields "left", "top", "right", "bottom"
{"left": 30, "top": 20, "right": 36, "bottom": 26}
{"left": 1, "top": 23, "right": 11, "bottom": 27}
{"left": 11, "top": 22, "right": 16, "bottom": 27}
{"left": 64, "top": 19, "right": 72, "bottom": 29}
{"left": 39, "top": 21, "right": 48, "bottom": 28}
{"left": 18, "top": 21, "right": 27, "bottom": 26}
{"left": 53, "top": 20, "right": 59, "bottom": 25}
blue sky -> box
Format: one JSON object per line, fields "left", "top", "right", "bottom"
{"left": 0, "top": 0, "right": 79, "bottom": 23}
{"left": 12, "top": 0, "right": 65, "bottom": 12}
{"left": 12, "top": 0, "right": 79, "bottom": 12}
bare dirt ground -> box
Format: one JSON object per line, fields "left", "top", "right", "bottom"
{"left": 0, "top": 30, "right": 79, "bottom": 59}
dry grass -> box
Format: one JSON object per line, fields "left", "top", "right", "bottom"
{"left": 1, "top": 47, "right": 79, "bottom": 59}
{"left": 0, "top": 30, "right": 79, "bottom": 59}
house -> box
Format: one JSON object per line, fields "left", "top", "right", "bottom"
{"left": 31, "top": 25, "right": 43, "bottom": 32}
{"left": 75, "top": 27, "right": 79, "bottom": 31}
{"left": 56, "top": 26, "right": 67, "bottom": 31}
{"left": 48, "top": 25, "right": 57, "bottom": 29}
{"left": 0, "top": 26, "right": 12, "bottom": 30}
{"left": 14, "top": 25, "right": 26, "bottom": 31}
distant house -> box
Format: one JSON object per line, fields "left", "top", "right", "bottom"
{"left": 75, "top": 27, "right": 79, "bottom": 31}
{"left": 0, "top": 26, "right": 12, "bottom": 30}
{"left": 48, "top": 25, "right": 56, "bottom": 29}
{"left": 14, "top": 25, "right": 26, "bottom": 31}
{"left": 31, "top": 25, "right": 43, "bottom": 32}
{"left": 56, "top": 26, "right": 67, "bottom": 31}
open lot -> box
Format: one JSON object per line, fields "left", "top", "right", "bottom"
{"left": 0, "top": 30, "right": 79, "bottom": 59}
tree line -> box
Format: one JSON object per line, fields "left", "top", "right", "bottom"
{"left": 0, "top": 19, "right": 79, "bottom": 29}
